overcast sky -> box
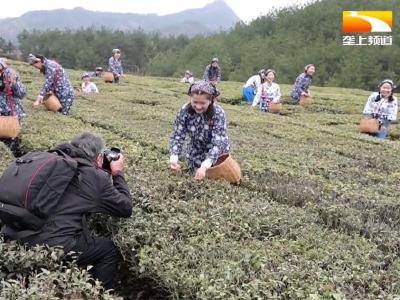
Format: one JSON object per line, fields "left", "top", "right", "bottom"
{"left": 0, "top": 0, "right": 314, "bottom": 23}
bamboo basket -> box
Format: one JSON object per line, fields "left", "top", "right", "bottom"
{"left": 44, "top": 95, "right": 62, "bottom": 112}
{"left": 359, "top": 118, "right": 379, "bottom": 133}
{"left": 0, "top": 116, "right": 20, "bottom": 138}
{"left": 103, "top": 72, "right": 114, "bottom": 83}
{"left": 299, "top": 95, "right": 312, "bottom": 107}
{"left": 205, "top": 154, "right": 241, "bottom": 184}
{"left": 269, "top": 102, "right": 282, "bottom": 113}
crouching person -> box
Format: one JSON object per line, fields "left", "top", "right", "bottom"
{"left": 169, "top": 80, "right": 230, "bottom": 181}
{"left": 0, "top": 58, "right": 26, "bottom": 157}
{"left": 1, "top": 132, "right": 133, "bottom": 289}
{"left": 362, "top": 79, "right": 398, "bottom": 139}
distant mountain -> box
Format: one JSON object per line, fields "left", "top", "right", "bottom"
{"left": 0, "top": 0, "right": 240, "bottom": 42}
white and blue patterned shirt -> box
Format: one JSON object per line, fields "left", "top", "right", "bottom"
{"left": 363, "top": 92, "right": 398, "bottom": 121}
{"left": 252, "top": 82, "right": 281, "bottom": 107}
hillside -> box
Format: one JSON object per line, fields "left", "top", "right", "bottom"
{"left": 147, "top": 0, "right": 400, "bottom": 90}
{"left": 2, "top": 0, "right": 399, "bottom": 90}
{"left": 0, "top": 0, "right": 240, "bottom": 42}
{"left": 1, "top": 59, "right": 400, "bottom": 298}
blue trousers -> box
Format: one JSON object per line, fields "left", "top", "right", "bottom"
{"left": 375, "top": 120, "right": 391, "bottom": 139}
{"left": 242, "top": 86, "right": 255, "bottom": 104}
{"left": 363, "top": 117, "right": 391, "bottom": 139}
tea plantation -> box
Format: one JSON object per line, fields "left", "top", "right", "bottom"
{"left": 1, "top": 59, "right": 400, "bottom": 299}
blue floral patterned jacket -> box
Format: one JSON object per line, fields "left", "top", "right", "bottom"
{"left": 40, "top": 59, "right": 74, "bottom": 114}
{"left": 169, "top": 103, "right": 230, "bottom": 169}
{"left": 202, "top": 65, "right": 221, "bottom": 82}
{"left": 0, "top": 67, "right": 26, "bottom": 120}
{"left": 108, "top": 57, "right": 123, "bottom": 77}
{"left": 291, "top": 73, "right": 312, "bottom": 102}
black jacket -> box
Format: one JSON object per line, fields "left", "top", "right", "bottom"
{"left": 2, "top": 143, "right": 133, "bottom": 251}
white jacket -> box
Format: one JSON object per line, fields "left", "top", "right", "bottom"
{"left": 363, "top": 92, "right": 398, "bottom": 121}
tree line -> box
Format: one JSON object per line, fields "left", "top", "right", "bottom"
{"left": 15, "top": 0, "right": 400, "bottom": 90}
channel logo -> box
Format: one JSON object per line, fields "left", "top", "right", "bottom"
{"left": 342, "top": 11, "right": 392, "bottom": 33}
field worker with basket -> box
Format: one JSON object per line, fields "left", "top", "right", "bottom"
{"left": 251, "top": 69, "right": 281, "bottom": 112}
{"left": 361, "top": 79, "right": 398, "bottom": 139}
{"left": 107, "top": 48, "right": 123, "bottom": 83}
{"left": 203, "top": 57, "right": 221, "bottom": 85}
{"left": 169, "top": 80, "right": 240, "bottom": 183}
{"left": 28, "top": 54, "right": 74, "bottom": 115}
{"left": 0, "top": 58, "right": 26, "bottom": 156}
{"left": 242, "top": 69, "right": 265, "bottom": 104}
{"left": 291, "top": 64, "right": 315, "bottom": 105}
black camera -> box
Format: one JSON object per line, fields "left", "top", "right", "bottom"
{"left": 102, "top": 147, "right": 121, "bottom": 171}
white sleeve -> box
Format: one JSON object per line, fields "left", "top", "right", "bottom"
{"left": 255, "top": 76, "right": 261, "bottom": 89}
{"left": 170, "top": 155, "right": 179, "bottom": 164}
{"left": 388, "top": 98, "right": 398, "bottom": 121}
{"left": 274, "top": 84, "right": 281, "bottom": 102}
{"left": 252, "top": 85, "right": 262, "bottom": 107}
{"left": 200, "top": 158, "right": 213, "bottom": 169}
{"left": 244, "top": 76, "right": 252, "bottom": 87}
{"left": 363, "top": 93, "right": 376, "bottom": 115}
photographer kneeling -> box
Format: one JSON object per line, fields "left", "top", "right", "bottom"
{"left": 1, "top": 132, "right": 133, "bottom": 289}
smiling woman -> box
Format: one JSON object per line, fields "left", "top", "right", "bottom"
{"left": 361, "top": 79, "right": 398, "bottom": 139}
{"left": 169, "top": 80, "right": 232, "bottom": 181}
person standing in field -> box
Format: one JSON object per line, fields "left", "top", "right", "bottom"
{"left": 28, "top": 54, "right": 74, "bottom": 115}
{"left": 108, "top": 48, "right": 123, "bottom": 83}
{"left": 203, "top": 57, "right": 221, "bottom": 85}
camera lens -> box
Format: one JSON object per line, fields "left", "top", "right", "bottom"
{"left": 110, "top": 147, "right": 121, "bottom": 153}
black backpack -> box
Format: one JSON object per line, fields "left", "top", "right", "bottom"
{"left": 0, "top": 150, "right": 78, "bottom": 230}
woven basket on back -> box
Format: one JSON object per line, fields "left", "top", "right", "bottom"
{"left": 0, "top": 116, "right": 20, "bottom": 138}
{"left": 103, "top": 72, "right": 114, "bottom": 83}
{"left": 299, "top": 95, "right": 312, "bottom": 107}
{"left": 359, "top": 118, "right": 379, "bottom": 133}
{"left": 205, "top": 154, "right": 241, "bottom": 184}
{"left": 269, "top": 102, "right": 282, "bottom": 113}
{"left": 44, "top": 95, "right": 62, "bottom": 112}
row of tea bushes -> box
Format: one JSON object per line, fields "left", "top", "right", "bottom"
{"left": 14, "top": 99, "right": 400, "bottom": 299}
{"left": 1, "top": 59, "right": 400, "bottom": 298}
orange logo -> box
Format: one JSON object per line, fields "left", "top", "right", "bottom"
{"left": 342, "top": 11, "right": 392, "bottom": 33}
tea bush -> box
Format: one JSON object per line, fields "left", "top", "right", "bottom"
{"left": 0, "top": 239, "right": 120, "bottom": 299}
{"left": 1, "top": 59, "right": 400, "bottom": 298}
